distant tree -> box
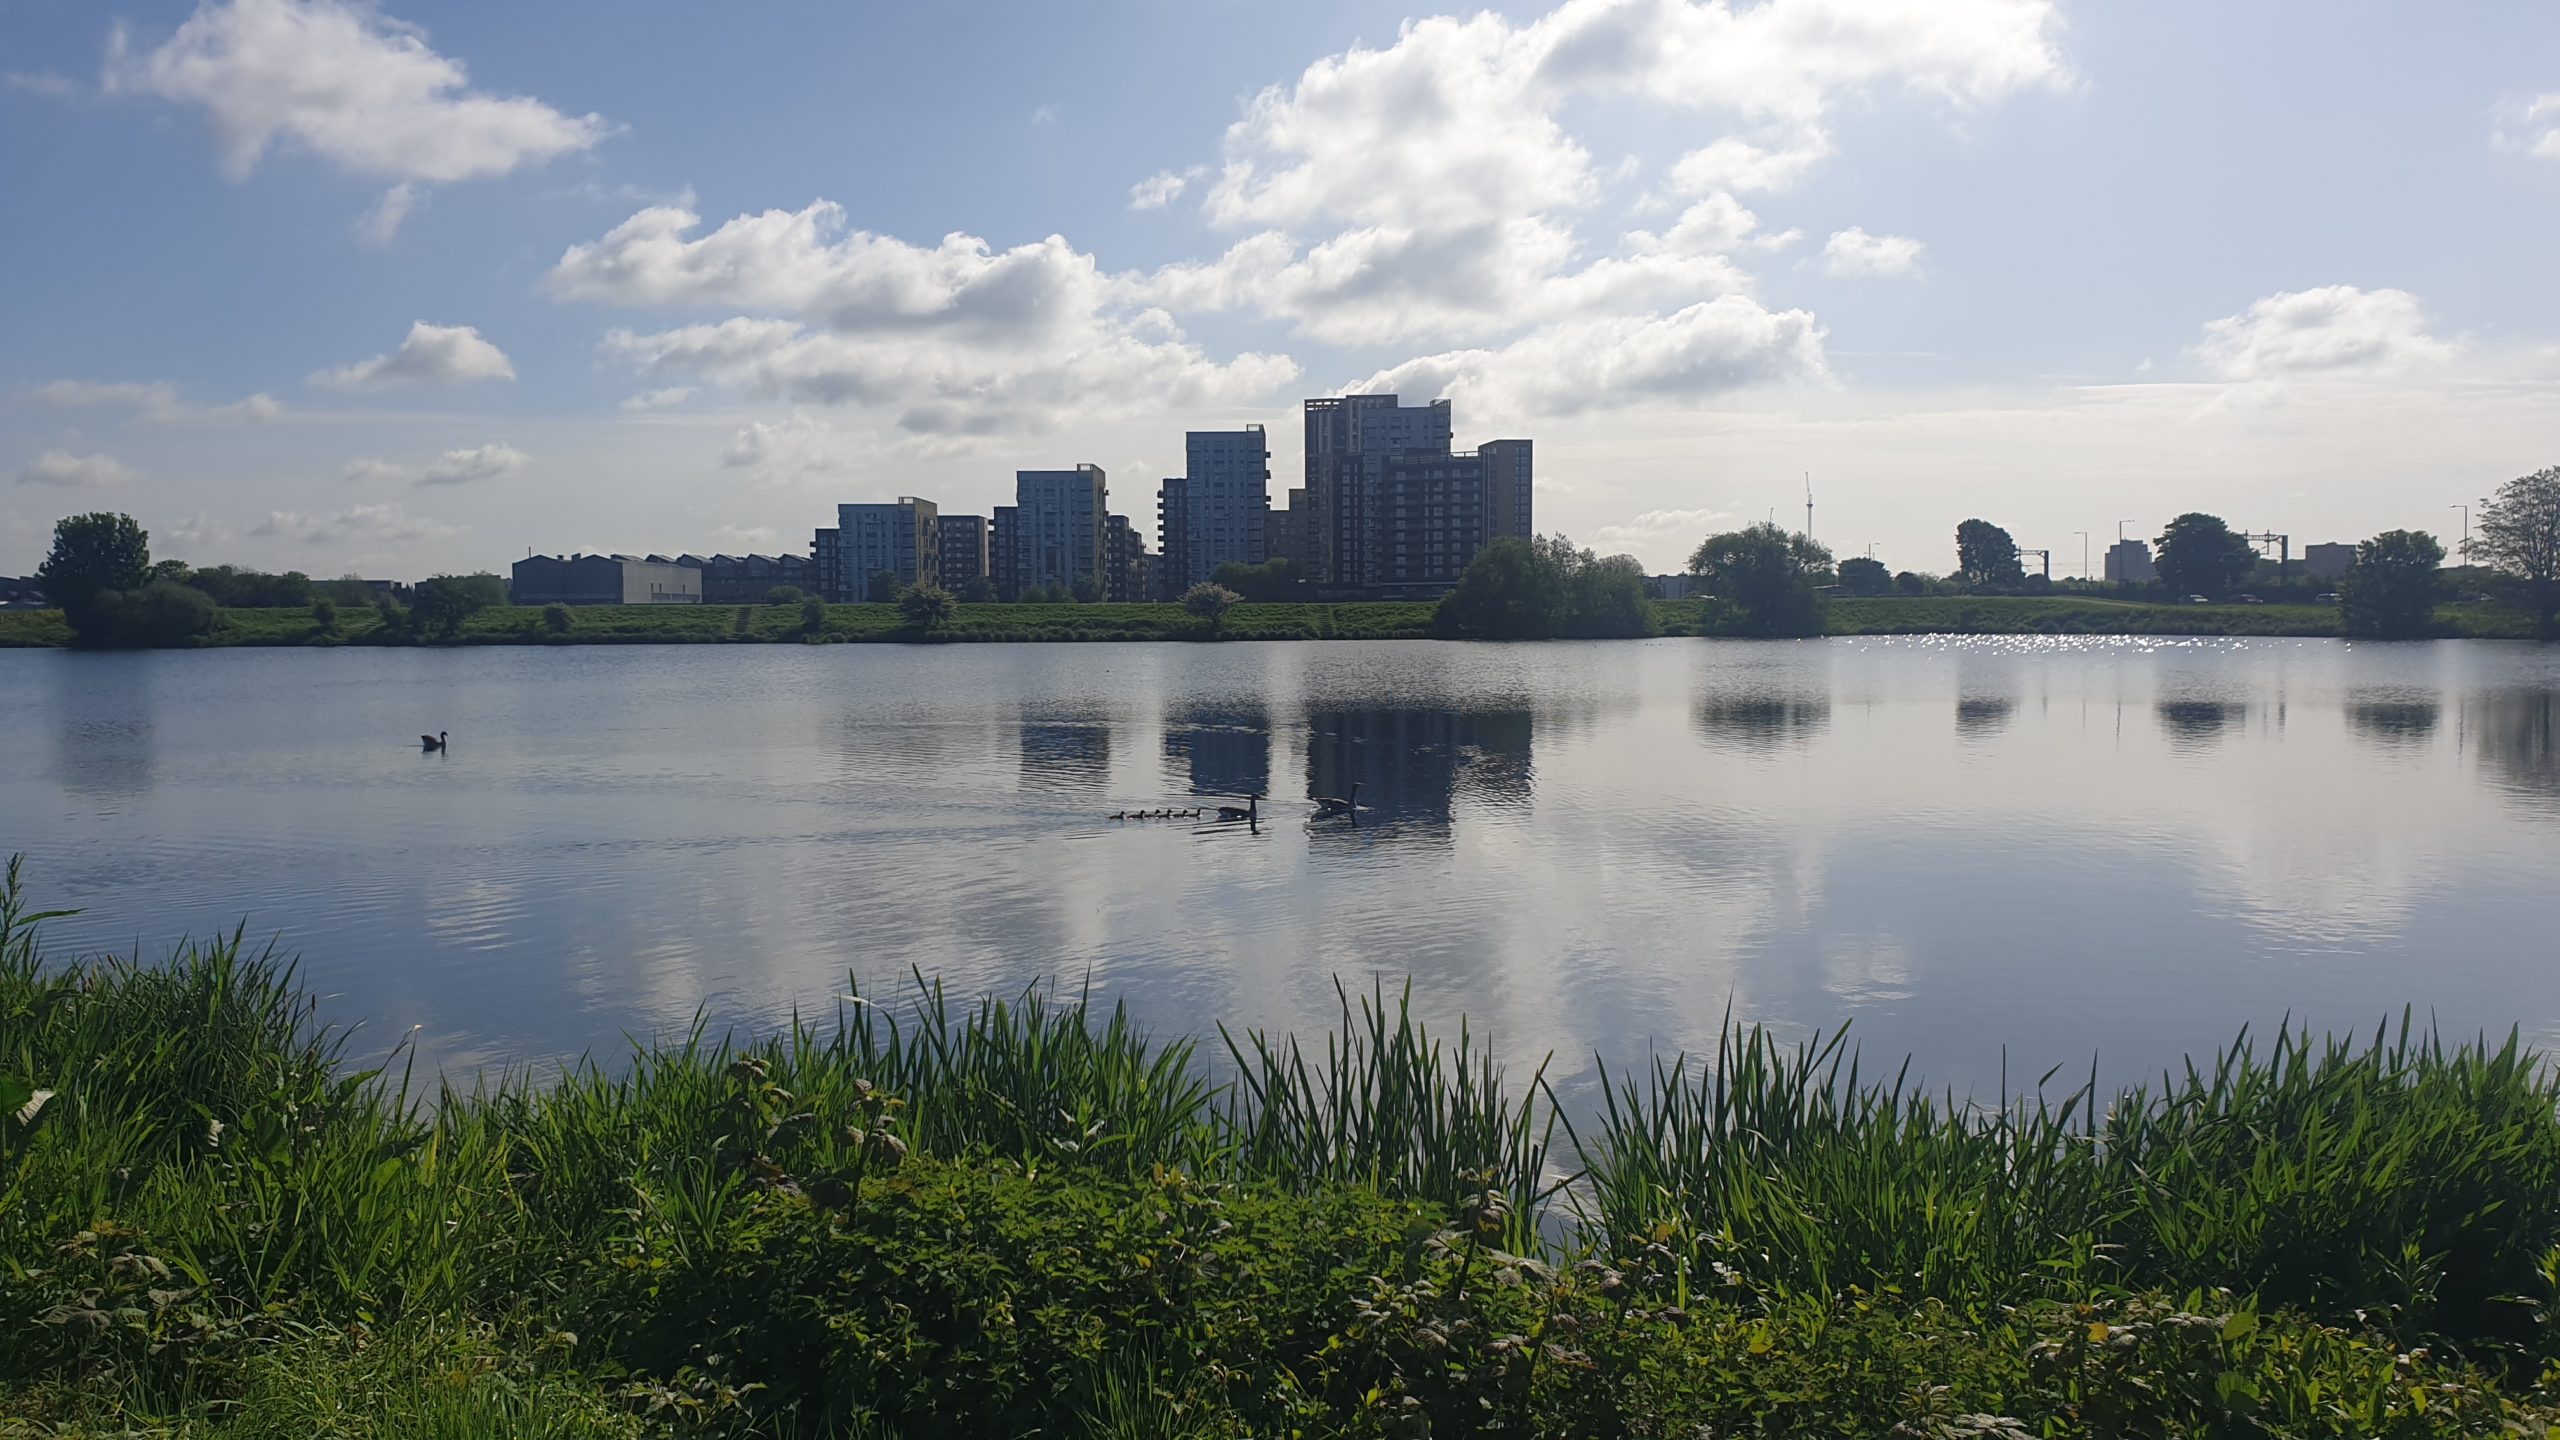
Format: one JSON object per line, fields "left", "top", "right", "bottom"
{"left": 148, "top": 558, "right": 193, "bottom": 586}
{"left": 373, "top": 595, "right": 409, "bottom": 640}
{"left": 543, "top": 602, "right": 573, "bottom": 635}
{"left": 316, "top": 573, "right": 377, "bottom": 606}
{"left": 186, "top": 565, "right": 314, "bottom": 608}
{"left": 1017, "top": 583, "right": 1066, "bottom": 604}
{"left": 2155, "top": 512, "right": 2255, "bottom": 597}
{"left": 2337, "top": 529, "right": 2445, "bottom": 639}
{"left": 1182, "top": 581, "right": 1241, "bottom": 635}
{"left": 36, "top": 512, "right": 152, "bottom": 636}
{"left": 1560, "top": 545, "right": 1653, "bottom": 638}
{"left": 1435, "top": 537, "right": 1566, "bottom": 638}
{"left": 898, "top": 580, "right": 955, "bottom": 631}
{"left": 1688, "top": 522, "right": 1833, "bottom": 637}
{"left": 89, "top": 580, "right": 222, "bottom": 647}
{"left": 1209, "top": 557, "right": 1306, "bottom": 602}
{"left": 410, "top": 574, "right": 499, "bottom": 640}
{"left": 311, "top": 597, "right": 339, "bottom": 635}
{"left": 866, "top": 570, "right": 901, "bottom": 604}
{"left": 1894, "top": 570, "right": 1926, "bottom": 596}
{"left": 2470, "top": 466, "right": 2560, "bottom": 639}
{"left": 800, "top": 596, "right": 829, "bottom": 634}
{"left": 958, "top": 575, "right": 995, "bottom": 604}
{"left": 1837, "top": 555, "right": 1892, "bottom": 596}
{"left": 764, "top": 585, "right": 805, "bottom": 605}
{"left": 1954, "top": 519, "right": 2025, "bottom": 589}
{"left": 1069, "top": 574, "right": 1105, "bottom": 604}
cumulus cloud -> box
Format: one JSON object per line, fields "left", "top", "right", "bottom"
{"left": 312, "top": 321, "right": 515, "bottom": 389}
{"left": 2191, "top": 286, "right": 2456, "bottom": 382}
{"left": 1667, "top": 132, "right": 1835, "bottom": 195}
{"left": 355, "top": 181, "right": 425, "bottom": 245}
{"left": 32, "top": 378, "right": 282, "bottom": 423}
{"left": 1588, "top": 507, "right": 1737, "bottom": 565}
{"left": 161, "top": 513, "right": 243, "bottom": 551}
{"left": 16, "top": 450, "right": 141, "bottom": 487}
{"left": 1129, "top": 167, "right": 1202, "bottom": 210}
{"left": 619, "top": 386, "right": 695, "bottom": 411}
{"left": 418, "top": 441, "right": 528, "bottom": 485}
{"left": 2494, "top": 94, "right": 2560, "bottom": 161}
{"left": 1822, "top": 226, "right": 1924, "bottom": 277}
{"left": 105, "top": 0, "right": 608, "bottom": 183}
{"left": 556, "top": 203, "right": 1298, "bottom": 433}
{"left": 1352, "top": 294, "right": 1829, "bottom": 423}
{"left": 341, "top": 457, "right": 409, "bottom": 484}
{"left": 253, "top": 501, "right": 460, "bottom": 546}
{"left": 721, "top": 412, "right": 864, "bottom": 481}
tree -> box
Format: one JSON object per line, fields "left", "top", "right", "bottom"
{"left": 1837, "top": 556, "right": 1891, "bottom": 596}
{"left": 2155, "top": 512, "right": 2255, "bottom": 597}
{"left": 1182, "top": 581, "right": 1241, "bottom": 635}
{"left": 897, "top": 580, "right": 955, "bottom": 631}
{"left": 88, "top": 580, "right": 222, "bottom": 647}
{"left": 36, "top": 512, "right": 151, "bottom": 635}
{"left": 1954, "top": 519, "right": 2024, "bottom": 590}
{"left": 544, "top": 603, "right": 573, "bottom": 635}
{"left": 373, "top": 595, "right": 409, "bottom": 640}
{"left": 2471, "top": 466, "right": 2560, "bottom": 639}
{"left": 1209, "top": 557, "right": 1305, "bottom": 602}
{"left": 1560, "top": 548, "right": 1652, "bottom": 638}
{"left": 1069, "top": 574, "right": 1104, "bottom": 604}
{"left": 1894, "top": 570, "right": 1926, "bottom": 595}
{"left": 1435, "top": 537, "right": 1566, "bottom": 638}
{"left": 312, "top": 597, "right": 340, "bottom": 635}
{"left": 866, "top": 570, "right": 901, "bottom": 604}
{"left": 765, "top": 585, "right": 805, "bottom": 605}
{"left": 2337, "top": 530, "right": 2445, "bottom": 639}
{"left": 801, "top": 596, "right": 829, "bottom": 634}
{"left": 958, "top": 575, "right": 994, "bottom": 604}
{"left": 410, "top": 574, "right": 497, "bottom": 639}
{"left": 1688, "top": 522, "right": 1832, "bottom": 637}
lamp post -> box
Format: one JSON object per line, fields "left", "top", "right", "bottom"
{"left": 2450, "top": 503, "right": 2470, "bottom": 555}
{"left": 2074, "top": 530, "right": 2089, "bottom": 582}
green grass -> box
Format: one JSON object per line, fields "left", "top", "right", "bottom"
{"left": 1, "top": 595, "right": 2544, "bottom": 649}
{"left": 10, "top": 860, "right": 2560, "bottom": 1435}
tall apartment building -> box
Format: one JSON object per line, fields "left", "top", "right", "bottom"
{"left": 1480, "top": 439, "right": 1533, "bottom": 542}
{"left": 1303, "top": 394, "right": 1453, "bottom": 589}
{"left": 1265, "top": 487, "right": 1312, "bottom": 579}
{"left": 1157, "top": 428, "right": 1271, "bottom": 597}
{"left": 1009, "top": 466, "right": 1108, "bottom": 595}
{"left": 814, "top": 497, "right": 939, "bottom": 601}
{"left": 990, "top": 506, "right": 1020, "bottom": 600}
{"left": 2104, "top": 538, "right": 2158, "bottom": 586}
{"left": 1104, "top": 514, "right": 1150, "bottom": 603}
{"left": 1369, "top": 450, "right": 1494, "bottom": 597}
{"left": 938, "top": 514, "right": 989, "bottom": 592}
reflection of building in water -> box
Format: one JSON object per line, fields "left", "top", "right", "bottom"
{"left": 2347, "top": 697, "right": 2439, "bottom": 748}
{"left": 1955, "top": 695, "right": 2016, "bottom": 739}
{"left": 2466, "top": 690, "right": 2560, "bottom": 813}
{"left": 1162, "top": 705, "right": 1271, "bottom": 798}
{"left": 1304, "top": 708, "right": 1534, "bottom": 832}
{"left": 2156, "top": 700, "right": 2246, "bottom": 748}
{"left": 1018, "top": 718, "right": 1113, "bottom": 791}
{"left": 1695, "top": 693, "right": 1830, "bottom": 752}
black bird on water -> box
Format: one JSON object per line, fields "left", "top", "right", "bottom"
{"left": 421, "top": 731, "right": 448, "bottom": 752}
{"left": 1315, "top": 780, "right": 1361, "bottom": 816}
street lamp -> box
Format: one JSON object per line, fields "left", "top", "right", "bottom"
{"left": 2074, "top": 530, "right": 2089, "bottom": 582}
{"left": 2450, "top": 503, "right": 2470, "bottom": 554}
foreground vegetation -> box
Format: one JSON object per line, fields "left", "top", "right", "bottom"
{"left": 5, "top": 594, "right": 2542, "bottom": 649}
{"left": 10, "top": 866, "right": 2560, "bottom": 1435}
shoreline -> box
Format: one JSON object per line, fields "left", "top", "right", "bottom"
{"left": 0, "top": 595, "right": 2536, "bottom": 649}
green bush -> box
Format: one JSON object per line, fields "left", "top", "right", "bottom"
{"left": 85, "top": 580, "right": 224, "bottom": 647}
{"left": 545, "top": 602, "right": 574, "bottom": 635}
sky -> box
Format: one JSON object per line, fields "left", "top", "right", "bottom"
{"left": 3, "top": 0, "right": 2557, "bottom": 581}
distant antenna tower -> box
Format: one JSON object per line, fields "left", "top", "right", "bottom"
{"left": 1804, "top": 472, "right": 1814, "bottom": 543}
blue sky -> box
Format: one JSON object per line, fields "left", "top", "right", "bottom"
{"left": 5, "top": 0, "right": 2558, "bottom": 578}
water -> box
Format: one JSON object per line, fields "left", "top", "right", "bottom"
{"left": 5, "top": 637, "right": 2558, "bottom": 1104}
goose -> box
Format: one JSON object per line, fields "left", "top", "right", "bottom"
{"left": 1315, "top": 780, "right": 1360, "bottom": 815}
{"left": 421, "top": 731, "right": 447, "bottom": 752}
{"left": 1214, "top": 794, "right": 1260, "bottom": 822}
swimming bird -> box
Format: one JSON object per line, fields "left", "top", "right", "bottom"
{"left": 1214, "top": 794, "right": 1260, "bottom": 822}
{"left": 1315, "top": 780, "right": 1360, "bottom": 815}
{"left": 421, "top": 731, "right": 447, "bottom": 752}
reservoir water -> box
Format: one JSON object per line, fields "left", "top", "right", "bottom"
{"left": 4, "top": 637, "right": 2557, "bottom": 1103}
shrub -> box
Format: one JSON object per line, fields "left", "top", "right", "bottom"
{"left": 544, "top": 602, "right": 573, "bottom": 635}
{"left": 309, "top": 597, "right": 338, "bottom": 635}
{"left": 86, "top": 580, "right": 223, "bottom": 647}
{"left": 1180, "top": 581, "right": 1239, "bottom": 634}
{"left": 897, "top": 580, "right": 955, "bottom": 631}
{"left": 765, "top": 585, "right": 805, "bottom": 605}
{"left": 801, "top": 596, "right": 829, "bottom": 634}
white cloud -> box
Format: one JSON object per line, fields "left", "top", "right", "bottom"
{"left": 1667, "top": 132, "right": 1835, "bottom": 195}
{"left": 355, "top": 181, "right": 425, "bottom": 245}
{"left": 1353, "top": 294, "right": 1829, "bottom": 424}
{"left": 312, "top": 321, "right": 515, "bottom": 389}
{"left": 711, "top": 524, "right": 787, "bottom": 552}
{"left": 32, "top": 379, "right": 282, "bottom": 423}
{"left": 341, "top": 457, "right": 409, "bottom": 484}
{"left": 720, "top": 411, "right": 866, "bottom": 481}
{"left": 556, "top": 203, "right": 1299, "bottom": 434}
{"left": 619, "top": 386, "right": 695, "bottom": 411}
{"left": 16, "top": 450, "right": 141, "bottom": 487}
{"left": 1030, "top": 103, "right": 1059, "bottom": 127}
{"left": 1823, "top": 226, "right": 1924, "bottom": 277}
{"left": 253, "top": 502, "right": 461, "bottom": 546}
{"left": 2494, "top": 94, "right": 2560, "bottom": 161}
{"left": 105, "top": 0, "right": 609, "bottom": 184}
{"left": 161, "top": 513, "right": 242, "bottom": 552}
{"left": 5, "top": 70, "right": 80, "bottom": 98}
{"left": 2191, "top": 286, "right": 2456, "bottom": 381}
{"left": 1129, "top": 167, "right": 1202, "bottom": 211}
{"left": 417, "top": 441, "right": 527, "bottom": 485}
{"left": 1588, "top": 506, "right": 1737, "bottom": 567}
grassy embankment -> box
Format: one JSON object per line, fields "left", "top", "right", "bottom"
{"left": 1, "top": 595, "right": 2536, "bottom": 649}
{"left": 9, "top": 862, "right": 2560, "bottom": 1437}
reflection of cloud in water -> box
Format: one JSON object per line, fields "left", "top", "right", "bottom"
{"left": 2156, "top": 700, "right": 2245, "bottom": 748}
{"left": 2468, "top": 690, "right": 2560, "bottom": 815}
{"left": 1955, "top": 695, "right": 2016, "bottom": 739}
